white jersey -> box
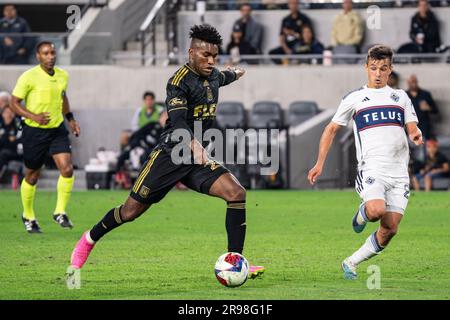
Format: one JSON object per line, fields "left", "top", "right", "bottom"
{"left": 332, "top": 85, "right": 418, "bottom": 178}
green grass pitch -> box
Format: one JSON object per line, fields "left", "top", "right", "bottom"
{"left": 0, "top": 190, "right": 449, "bottom": 300}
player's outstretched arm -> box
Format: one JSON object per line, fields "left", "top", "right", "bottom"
{"left": 228, "top": 66, "right": 245, "bottom": 80}
{"left": 10, "top": 95, "right": 50, "bottom": 125}
{"left": 219, "top": 67, "right": 245, "bottom": 87}
{"left": 406, "top": 122, "right": 423, "bottom": 146}
{"left": 307, "top": 121, "right": 342, "bottom": 185}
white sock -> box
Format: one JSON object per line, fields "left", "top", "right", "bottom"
{"left": 348, "top": 232, "right": 384, "bottom": 266}
{"left": 356, "top": 203, "right": 369, "bottom": 225}
{"left": 85, "top": 231, "right": 95, "bottom": 244}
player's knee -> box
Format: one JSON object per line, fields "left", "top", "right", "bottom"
{"left": 366, "top": 205, "right": 386, "bottom": 221}
{"left": 226, "top": 185, "right": 246, "bottom": 202}
{"left": 60, "top": 164, "right": 73, "bottom": 178}
{"left": 25, "top": 171, "right": 40, "bottom": 185}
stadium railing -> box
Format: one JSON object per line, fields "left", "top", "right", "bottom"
{"left": 178, "top": 0, "right": 450, "bottom": 10}
{"left": 110, "top": 52, "right": 450, "bottom": 67}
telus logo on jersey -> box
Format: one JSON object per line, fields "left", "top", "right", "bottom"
{"left": 353, "top": 106, "right": 405, "bottom": 132}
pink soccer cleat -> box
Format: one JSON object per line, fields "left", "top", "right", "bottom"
{"left": 249, "top": 265, "right": 265, "bottom": 279}
{"left": 70, "top": 232, "right": 95, "bottom": 269}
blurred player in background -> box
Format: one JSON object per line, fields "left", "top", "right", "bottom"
{"left": 308, "top": 45, "right": 423, "bottom": 279}
{"left": 9, "top": 41, "right": 80, "bottom": 233}
{"left": 68, "top": 24, "right": 264, "bottom": 280}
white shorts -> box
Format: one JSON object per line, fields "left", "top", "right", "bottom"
{"left": 355, "top": 169, "right": 410, "bottom": 215}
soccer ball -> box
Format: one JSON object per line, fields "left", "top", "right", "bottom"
{"left": 214, "top": 252, "right": 249, "bottom": 287}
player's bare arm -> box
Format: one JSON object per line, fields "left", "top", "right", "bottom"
{"left": 10, "top": 95, "right": 50, "bottom": 125}
{"left": 62, "top": 93, "right": 80, "bottom": 137}
{"left": 406, "top": 122, "right": 423, "bottom": 146}
{"left": 308, "top": 121, "right": 342, "bottom": 185}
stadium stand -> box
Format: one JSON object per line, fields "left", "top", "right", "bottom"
{"left": 216, "top": 101, "right": 247, "bottom": 129}
{"left": 1, "top": 1, "right": 449, "bottom": 191}
{"left": 249, "top": 101, "right": 284, "bottom": 129}
{"left": 433, "top": 135, "right": 450, "bottom": 189}
{"left": 287, "top": 101, "right": 320, "bottom": 126}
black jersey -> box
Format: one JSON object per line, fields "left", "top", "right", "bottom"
{"left": 159, "top": 64, "right": 237, "bottom": 149}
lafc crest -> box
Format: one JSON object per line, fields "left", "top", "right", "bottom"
{"left": 203, "top": 80, "right": 214, "bottom": 103}
{"left": 205, "top": 160, "right": 220, "bottom": 171}
{"left": 139, "top": 186, "right": 150, "bottom": 198}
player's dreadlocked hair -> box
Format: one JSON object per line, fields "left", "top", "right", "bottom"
{"left": 189, "top": 24, "right": 223, "bottom": 47}
{"left": 366, "top": 45, "right": 393, "bottom": 64}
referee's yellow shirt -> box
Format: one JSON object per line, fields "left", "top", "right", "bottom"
{"left": 12, "top": 65, "right": 69, "bottom": 129}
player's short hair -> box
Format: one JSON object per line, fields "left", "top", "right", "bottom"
{"left": 366, "top": 45, "right": 393, "bottom": 64}
{"left": 36, "top": 41, "right": 55, "bottom": 53}
{"left": 189, "top": 24, "right": 223, "bottom": 47}
{"left": 143, "top": 91, "right": 155, "bottom": 100}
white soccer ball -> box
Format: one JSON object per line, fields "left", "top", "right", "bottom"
{"left": 214, "top": 252, "right": 249, "bottom": 287}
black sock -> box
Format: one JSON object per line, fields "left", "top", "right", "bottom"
{"left": 226, "top": 201, "right": 246, "bottom": 254}
{"left": 89, "top": 206, "right": 125, "bottom": 242}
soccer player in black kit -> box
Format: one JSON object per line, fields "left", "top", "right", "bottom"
{"left": 69, "top": 25, "right": 264, "bottom": 280}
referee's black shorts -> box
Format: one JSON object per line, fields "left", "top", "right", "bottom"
{"left": 130, "top": 147, "right": 229, "bottom": 204}
{"left": 22, "top": 123, "right": 72, "bottom": 170}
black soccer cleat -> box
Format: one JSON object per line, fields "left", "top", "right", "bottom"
{"left": 53, "top": 214, "right": 74, "bottom": 229}
{"left": 22, "top": 216, "right": 42, "bottom": 234}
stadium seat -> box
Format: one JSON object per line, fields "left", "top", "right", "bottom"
{"left": 249, "top": 101, "right": 283, "bottom": 129}
{"left": 216, "top": 102, "right": 246, "bottom": 129}
{"left": 436, "top": 135, "right": 450, "bottom": 190}
{"left": 333, "top": 45, "right": 358, "bottom": 64}
{"left": 437, "top": 136, "right": 450, "bottom": 157}
{"left": 415, "top": 136, "right": 450, "bottom": 190}
{"left": 287, "top": 101, "right": 320, "bottom": 126}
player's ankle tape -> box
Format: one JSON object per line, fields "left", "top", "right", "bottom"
{"left": 227, "top": 201, "right": 246, "bottom": 210}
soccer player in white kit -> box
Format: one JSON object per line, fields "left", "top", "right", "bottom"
{"left": 308, "top": 45, "right": 424, "bottom": 279}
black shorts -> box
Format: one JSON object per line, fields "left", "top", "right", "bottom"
{"left": 130, "top": 147, "right": 229, "bottom": 204}
{"left": 22, "top": 123, "right": 71, "bottom": 170}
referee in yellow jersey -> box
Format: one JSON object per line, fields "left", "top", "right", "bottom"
{"left": 10, "top": 41, "right": 80, "bottom": 233}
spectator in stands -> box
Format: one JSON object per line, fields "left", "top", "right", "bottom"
{"left": 294, "top": 24, "right": 324, "bottom": 61}
{"left": 0, "top": 91, "right": 11, "bottom": 113}
{"left": 388, "top": 70, "right": 400, "bottom": 89}
{"left": 226, "top": 23, "right": 257, "bottom": 65}
{"left": 116, "top": 92, "right": 167, "bottom": 188}
{"left": 232, "top": 3, "right": 264, "bottom": 54}
{"left": 0, "top": 4, "right": 34, "bottom": 64}
{"left": 268, "top": 0, "right": 313, "bottom": 65}
{"left": 409, "top": 0, "right": 441, "bottom": 53}
{"left": 120, "top": 91, "right": 167, "bottom": 149}
{"left": 406, "top": 74, "right": 439, "bottom": 139}
{"left": 411, "top": 139, "right": 449, "bottom": 191}
{"left": 331, "top": 0, "right": 363, "bottom": 52}
{"left": 0, "top": 97, "right": 22, "bottom": 180}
